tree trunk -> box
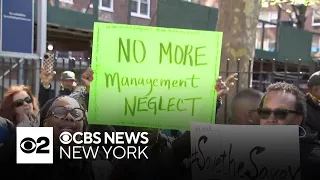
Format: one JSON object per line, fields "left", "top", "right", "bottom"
{"left": 215, "top": 0, "right": 262, "bottom": 124}
{"left": 293, "top": 5, "right": 307, "bottom": 29}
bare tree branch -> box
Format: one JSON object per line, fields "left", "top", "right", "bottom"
{"left": 277, "top": 4, "right": 297, "bottom": 22}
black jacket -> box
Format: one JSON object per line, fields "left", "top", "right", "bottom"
{"left": 38, "top": 83, "right": 73, "bottom": 108}
{"left": 109, "top": 134, "right": 186, "bottom": 180}
{"left": 0, "top": 117, "right": 15, "bottom": 144}
{"left": 305, "top": 94, "right": 320, "bottom": 134}
{"left": 172, "top": 129, "right": 320, "bottom": 180}
{"left": 25, "top": 153, "right": 95, "bottom": 180}
{"left": 299, "top": 128, "right": 320, "bottom": 180}
{"left": 0, "top": 130, "right": 95, "bottom": 180}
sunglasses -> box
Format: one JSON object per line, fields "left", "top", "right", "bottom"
{"left": 12, "top": 96, "right": 33, "bottom": 107}
{"left": 47, "top": 106, "right": 85, "bottom": 121}
{"left": 257, "top": 108, "right": 299, "bottom": 120}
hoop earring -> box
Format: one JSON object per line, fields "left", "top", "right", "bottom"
{"left": 299, "top": 126, "right": 306, "bottom": 138}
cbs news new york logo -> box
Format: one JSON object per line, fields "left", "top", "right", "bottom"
{"left": 16, "top": 127, "right": 53, "bottom": 164}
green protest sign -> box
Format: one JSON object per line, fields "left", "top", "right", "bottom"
{"left": 88, "top": 22, "right": 222, "bottom": 130}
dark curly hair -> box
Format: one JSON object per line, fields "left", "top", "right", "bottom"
{"left": 259, "top": 82, "right": 307, "bottom": 121}
{"left": 39, "top": 95, "right": 88, "bottom": 132}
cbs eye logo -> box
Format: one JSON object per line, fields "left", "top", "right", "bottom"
{"left": 20, "top": 136, "right": 50, "bottom": 154}
{"left": 59, "top": 132, "right": 73, "bottom": 144}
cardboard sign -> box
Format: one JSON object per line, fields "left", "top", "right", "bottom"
{"left": 191, "top": 122, "right": 301, "bottom": 180}
{"left": 88, "top": 23, "right": 223, "bottom": 129}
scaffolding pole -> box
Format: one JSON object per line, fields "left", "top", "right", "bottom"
{"left": 35, "top": 0, "right": 47, "bottom": 96}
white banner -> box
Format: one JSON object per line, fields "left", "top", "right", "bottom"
{"left": 191, "top": 122, "right": 301, "bottom": 180}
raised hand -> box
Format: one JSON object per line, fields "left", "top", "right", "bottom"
{"left": 81, "top": 67, "right": 94, "bottom": 93}
{"left": 28, "top": 111, "right": 40, "bottom": 127}
{"left": 40, "top": 67, "right": 56, "bottom": 87}
{"left": 215, "top": 73, "right": 238, "bottom": 97}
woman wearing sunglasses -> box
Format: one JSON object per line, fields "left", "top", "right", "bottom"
{"left": 0, "top": 85, "right": 39, "bottom": 127}
{"left": 0, "top": 95, "right": 95, "bottom": 180}
{"left": 41, "top": 96, "right": 87, "bottom": 142}
{"left": 36, "top": 95, "right": 94, "bottom": 180}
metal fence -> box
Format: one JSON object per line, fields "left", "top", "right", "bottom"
{"left": 217, "top": 58, "right": 319, "bottom": 124}
{"left": 0, "top": 56, "right": 318, "bottom": 123}
{"left": 0, "top": 57, "right": 90, "bottom": 100}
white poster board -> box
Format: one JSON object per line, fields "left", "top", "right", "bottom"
{"left": 191, "top": 122, "right": 301, "bottom": 180}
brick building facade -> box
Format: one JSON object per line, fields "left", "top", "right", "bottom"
{"left": 50, "top": 0, "right": 320, "bottom": 57}
{"left": 58, "top": 0, "right": 157, "bottom": 25}
{"left": 50, "top": 0, "right": 157, "bottom": 58}
{"left": 191, "top": 0, "right": 320, "bottom": 53}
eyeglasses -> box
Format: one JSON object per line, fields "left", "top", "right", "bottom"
{"left": 47, "top": 106, "right": 85, "bottom": 121}
{"left": 12, "top": 96, "right": 32, "bottom": 107}
{"left": 257, "top": 108, "right": 300, "bottom": 120}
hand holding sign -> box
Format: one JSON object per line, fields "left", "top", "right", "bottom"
{"left": 81, "top": 67, "right": 94, "bottom": 93}
{"left": 191, "top": 122, "right": 301, "bottom": 180}
{"left": 89, "top": 23, "right": 223, "bottom": 129}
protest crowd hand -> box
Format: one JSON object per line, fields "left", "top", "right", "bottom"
{"left": 81, "top": 67, "right": 94, "bottom": 93}
{"left": 40, "top": 67, "right": 56, "bottom": 87}
{"left": 17, "top": 111, "right": 39, "bottom": 127}
{"left": 215, "top": 73, "right": 238, "bottom": 97}
{"left": 72, "top": 81, "right": 77, "bottom": 89}
{"left": 27, "top": 111, "right": 40, "bottom": 127}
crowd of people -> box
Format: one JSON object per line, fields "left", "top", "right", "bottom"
{"left": 0, "top": 64, "right": 319, "bottom": 180}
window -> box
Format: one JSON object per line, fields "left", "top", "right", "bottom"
{"left": 313, "top": 38, "right": 320, "bottom": 53}
{"left": 269, "top": 13, "right": 277, "bottom": 24}
{"left": 310, "top": 38, "right": 320, "bottom": 53}
{"left": 311, "top": 44, "right": 318, "bottom": 53}
{"left": 268, "top": 40, "right": 276, "bottom": 52}
{"left": 255, "top": 39, "right": 261, "bottom": 49}
{"left": 100, "top": 0, "right": 113, "bottom": 11}
{"left": 59, "top": 0, "right": 73, "bottom": 4}
{"left": 263, "top": 39, "right": 276, "bottom": 52}
{"left": 312, "top": 9, "right": 320, "bottom": 26}
{"left": 258, "top": 12, "right": 278, "bottom": 28}
{"left": 89, "top": 0, "right": 113, "bottom": 12}
{"left": 131, "top": 0, "right": 150, "bottom": 19}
